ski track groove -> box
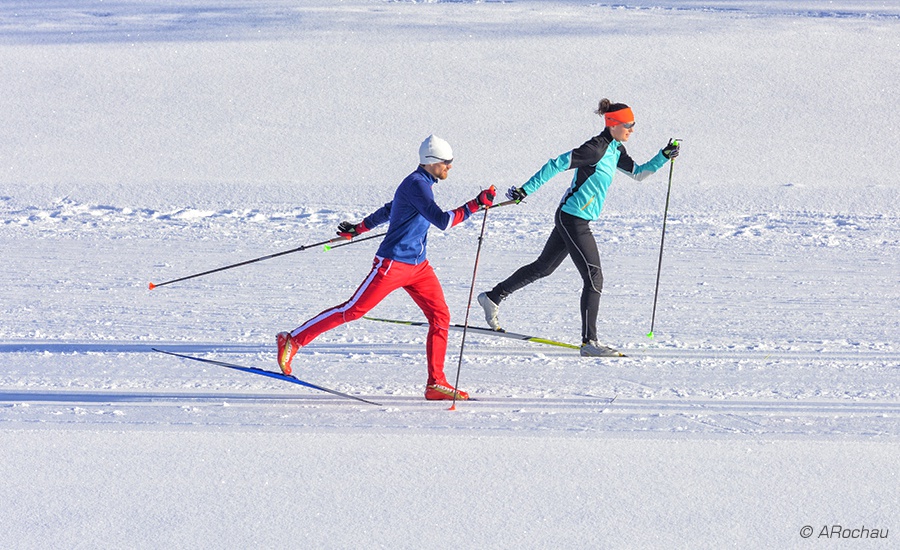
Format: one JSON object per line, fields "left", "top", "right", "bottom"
{"left": 2, "top": 341, "right": 896, "bottom": 437}
{"left": 2, "top": 389, "right": 898, "bottom": 416}
{"left": 1, "top": 341, "right": 895, "bottom": 362}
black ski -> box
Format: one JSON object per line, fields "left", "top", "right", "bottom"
{"left": 153, "top": 348, "right": 382, "bottom": 406}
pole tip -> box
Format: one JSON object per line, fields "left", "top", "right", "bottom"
{"left": 323, "top": 245, "right": 332, "bottom": 251}
{"left": 148, "top": 282, "right": 156, "bottom": 290}
{"left": 647, "top": 331, "right": 654, "bottom": 339}
{"left": 448, "top": 404, "right": 456, "bottom": 411}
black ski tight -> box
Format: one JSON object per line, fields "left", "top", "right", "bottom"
{"left": 487, "top": 208, "right": 602, "bottom": 343}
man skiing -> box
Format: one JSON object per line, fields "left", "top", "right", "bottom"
{"left": 276, "top": 135, "right": 496, "bottom": 400}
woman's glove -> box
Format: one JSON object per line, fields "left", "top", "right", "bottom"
{"left": 662, "top": 139, "right": 680, "bottom": 160}
{"left": 506, "top": 186, "right": 527, "bottom": 203}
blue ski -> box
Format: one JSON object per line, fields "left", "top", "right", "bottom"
{"left": 153, "top": 348, "right": 382, "bottom": 406}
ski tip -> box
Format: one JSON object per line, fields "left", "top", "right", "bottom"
{"left": 148, "top": 282, "right": 156, "bottom": 290}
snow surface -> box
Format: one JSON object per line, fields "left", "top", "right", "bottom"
{"left": 1, "top": 1, "right": 898, "bottom": 548}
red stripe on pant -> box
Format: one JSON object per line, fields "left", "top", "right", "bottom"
{"left": 290, "top": 257, "right": 451, "bottom": 385}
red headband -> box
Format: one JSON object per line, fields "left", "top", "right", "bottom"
{"left": 604, "top": 107, "right": 634, "bottom": 127}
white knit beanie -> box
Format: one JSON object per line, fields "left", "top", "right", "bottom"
{"left": 418, "top": 134, "right": 453, "bottom": 165}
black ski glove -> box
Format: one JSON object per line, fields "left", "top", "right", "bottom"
{"left": 662, "top": 139, "right": 680, "bottom": 160}
{"left": 506, "top": 186, "right": 527, "bottom": 203}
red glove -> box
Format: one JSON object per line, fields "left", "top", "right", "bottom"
{"left": 337, "top": 220, "right": 369, "bottom": 239}
{"left": 465, "top": 185, "right": 497, "bottom": 213}
{"left": 450, "top": 186, "right": 498, "bottom": 227}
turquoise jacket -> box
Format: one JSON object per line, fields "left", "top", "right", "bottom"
{"left": 521, "top": 128, "right": 668, "bottom": 221}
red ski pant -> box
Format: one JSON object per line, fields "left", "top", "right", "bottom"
{"left": 290, "top": 257, "right": 451, "bottom": 385}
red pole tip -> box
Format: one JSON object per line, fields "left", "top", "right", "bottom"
{"left": 148, "top": 282, "right": 156, "bottom": 290}
{"left": 448, "top": 404, "right": 456, "bottom": 411}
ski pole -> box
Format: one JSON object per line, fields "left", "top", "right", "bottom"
{"left": 486, "top": 198, "right": 520, "bottom": 210}
{"left": 647, "top": 139, "right": 681, "bottom": 339}
{"left": 447, "top": 193, "right": 518, "bottom": 407}
{"left": 148, "top": 231, "right": 386, "bottom": 290}
{"left": 322, "top": 231, "right": 389, "bottom": 251}
{"left": 449, "top": 200, "right": 496, "bottom": 410}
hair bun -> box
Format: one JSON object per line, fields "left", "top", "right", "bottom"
{"left": 596, "top": 98, "right": 611, "bottom": 115}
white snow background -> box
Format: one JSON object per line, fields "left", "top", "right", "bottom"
{"left": 1, "top": 0, "right": 898, "bottom": 548}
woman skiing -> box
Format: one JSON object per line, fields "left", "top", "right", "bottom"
{"left": 477, "top": 99, "right": 679, "bottom": 356}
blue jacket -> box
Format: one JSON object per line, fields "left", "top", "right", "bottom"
{"left": 522, "top": 128, "right": 668, "bottom": 221}
{"left": 363, "top": 166, "right": 471, "bottom": 265}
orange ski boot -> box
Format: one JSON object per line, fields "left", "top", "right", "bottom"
{"left": 425, "top": 381, "right": 469, "bottom": 401}
{"left": 276, "top": 331, "right": 298, "bottom": 375}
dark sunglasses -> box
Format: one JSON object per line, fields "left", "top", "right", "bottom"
{"left": 623, "top": 122, "right": 635, "bottom": 129}
{"left": 427, "top": 156, "right": 453, "bottom": 165}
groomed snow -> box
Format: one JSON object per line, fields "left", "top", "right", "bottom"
{"left": 1, "top": 1, "right": 898, "bottom": 548}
